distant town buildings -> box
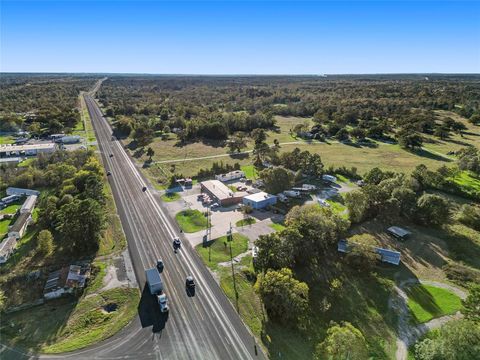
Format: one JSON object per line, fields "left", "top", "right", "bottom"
{"left": 0, "top": 143, "right": 56, "bottom": 157}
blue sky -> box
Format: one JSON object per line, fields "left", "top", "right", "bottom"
{"left": 1, "top": 1, "right": 479, "bottom": 74}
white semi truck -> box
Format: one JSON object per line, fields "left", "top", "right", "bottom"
{"left": 145, "top": 267, "right": 169, "bottom": 312}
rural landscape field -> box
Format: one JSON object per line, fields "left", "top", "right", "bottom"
{"left": 1, "top": 1, "right": 479, "bottom": 360}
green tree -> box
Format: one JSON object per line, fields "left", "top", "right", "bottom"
{"left": 256, "top": 268, "right": 309, "bottom": 327}
{"left": 56, "top": 198, "right": 105, "bottom": 253}
{"left": 344, "top": 190, "right": 368, "bottom": 223}
{"left": 37, "top": 229, "right": 54, "bottom": 256}
{"left": 260, "top": 166, "right": 294, "bottom": 194}
{"left": 397, "top": 127, "right": 423, "bottom": 150}
{"left": 462, "top": 284, "right": 480, "bottom": 323}
{"left": 416, "top": 194, "right": 450, "bottom": 226}
{"left": 314, "top": 322, "right": 369, "bottom": 360}
{"left": 285, "top": 204, "right": 349, "bottom": 262}
{"left": 344, "top": 234, "right": 379, "bottom": 272}
{"left": 227, "top": 135, "right": 247, "bottom": 153}
{"left": 414, "top": 319, "right": 480, "bottom": 360}
{"left": 28, "top": 122, "right": 42, "bottom": 136}
{"left": 455, "top": 204, "right": 480, "bottom": 231}
{"left": 0, "top": 290, "right": 6, "bottom": 312}
{"left": 133, "top": 118, "right": 154, "bottom": 147}
{"left": 254, "top": 232, "right": 294, "bottom": 271}
{"left": 146, "top": 147, "right": 155, "bottom": 161}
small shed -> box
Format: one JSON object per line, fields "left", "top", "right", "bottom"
{"left": 387, "top": 226, "right": 411, "bottom": 240}
{"left": 375, "top": 248, "right": 401, "bottom": 265}
{"left": 243, "top": 192, "right": 277, "bottom": 210}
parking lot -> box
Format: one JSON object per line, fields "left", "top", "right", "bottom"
{"left": 163, "top": 175, "right": 357, "bottom": 248}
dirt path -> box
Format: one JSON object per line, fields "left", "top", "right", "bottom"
{"left": 392, "top": 279, "right": 467, "bottom": 360}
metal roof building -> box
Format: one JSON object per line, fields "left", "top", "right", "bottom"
{"left": 387, "top": 226, "right": 411, "bottom": 240}
{"left": 337, "top": 239, "right": 401, "bottom": 266}
{"left": 200, "top": 180, "right": 243, "bottom": 206}
{"left": 6, "top": 187, "right": 40, "bottom": 197}
{"left": 243, "top": 192, "right": 277, "bottom": 209}
{"left": 0, "top": 143, "right": 56, "bottom": 157}
{"left": 8, "top": 212, "right": 32, "bottom": 239}
{"left": 20, "top": 195, "right": 37, "bottom": 214}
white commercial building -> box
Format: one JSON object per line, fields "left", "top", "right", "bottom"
{"left": 0, "top": 143, "right": 56, "bottom": 157}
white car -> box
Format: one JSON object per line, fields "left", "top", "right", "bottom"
{"left": 157, "top": 293, "right": 169, "bottom": 313}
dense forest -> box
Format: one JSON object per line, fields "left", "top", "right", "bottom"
{"left": 97, "top": 75, "right": 480, "bottom": 146}
{"left": 0, "top": 74, "right": 97, "bottom": 133}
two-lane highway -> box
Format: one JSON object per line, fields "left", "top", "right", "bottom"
{"left": 70, "top": 94, "right": 264, "bottom": 360}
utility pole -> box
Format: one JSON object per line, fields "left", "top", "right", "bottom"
{"left": 227, "top": 222, "right": 239, "bottom": 313}
{"left": 207, "top": 205, "right": 211, "bottom": 262}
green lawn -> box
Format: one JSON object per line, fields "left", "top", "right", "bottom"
{"left": 241, "top": 165, "right": 258, "bottom": 180}
{"left": 0, "top": 219, "right": 12, "bottom": 238}
{"left": 196, "top": 233, "right": 249, "bottom": 271}
{"left": 161, "top": 192, "right": 181, "bottom": 202}
{"left": 0, "top": 287, "right": 139, "bottom": 353}
{"left": 175, "top": 209, "right": 208, "bottom": 233}
{"left": 406, "top": 284, "right": 463, "bottom": 324}
{"left": 236, "top": 217, "right": 256, "bottom": 227}
{"left": 0, "top": 203, "right": 21, "bottom": 215}
{"left": 326, "top": 199, "right": 349, "bottom": 219}
{"left": 449, "top": 171, "right": 480, "bottom": 197}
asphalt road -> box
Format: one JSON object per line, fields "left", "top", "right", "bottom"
{"left": 0, "top": 96, "right": 265, "bottom": 360}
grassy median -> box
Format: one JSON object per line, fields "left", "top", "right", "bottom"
{"left": 175, "top": 209, "right": 208, "bottom": 233}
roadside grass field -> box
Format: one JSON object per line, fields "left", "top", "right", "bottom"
{"left": 161, "top": 192, "right": 181, "bottom": 202}
{"left": 0, "top": 287, "right": 139, "bottom": 354}
{"left": 235, "top": 217, "right": 256, "bottom": 227}
{"left": 175, "top": 209, "right": 208, "bottom": 233}
{"left": 405, "top": 284, "right": 463, "bottom": 324}
{"left": 196, "top": 233, "right": 249, "bottom": 271}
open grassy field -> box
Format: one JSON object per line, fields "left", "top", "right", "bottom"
{"left": 0, "top": 287, "right": 139, "bottom": 354}
{"left": 196, "top": 233, "right": 249, "bottom": 271}
{"left": 175, "top": 209, "right": 208, "bottom": 233}
{"left": 133, "top": 112, "right": 479, "bottom": 186}
{"left": 406, "top": 284, "right": 463, "bottom": 324}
